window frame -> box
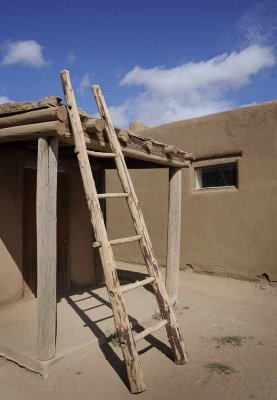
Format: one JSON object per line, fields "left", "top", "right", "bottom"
{"left": 192, "top": 156, "right": 240, "bottom": 191}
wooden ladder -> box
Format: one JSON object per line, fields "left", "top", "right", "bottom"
{"left": 60, "top": 70, "right": 188, "bottom": 393}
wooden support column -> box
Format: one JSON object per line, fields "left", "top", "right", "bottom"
{"left": 37, "top": 136, "right": 59, "bottom": 361}
{"left": 166, "top": 167, "right": 182, "bottom": 306}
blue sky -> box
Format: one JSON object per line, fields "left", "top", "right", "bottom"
{"left": 0, "top": 0, "right": 276, "bottom": 127}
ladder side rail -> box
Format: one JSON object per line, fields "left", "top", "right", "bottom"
{"left": 60, "top": 71, "right": 145, "bottom": 393}
{"left": 93, "top": 85, "right": 188, "bottom": 364}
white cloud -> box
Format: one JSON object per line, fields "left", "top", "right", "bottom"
{"left": 0, "top": 96, "right": 13, "bottom": 104}
{"left": 1, "top": 40, "right": 48, "bottom": 68}
{"left": 111, "top": 45, "right": 275, "bottom": 127}
{"left": 121, "top": 45, "right": 274, "bottom": 94}
{"left": 66, "top": 52, "right": 76, "bottom": 64}
{"left": 236, "top": 1, "right": 277, "bottom": 47}
{"left": 78, "top": 72, "right": 92, "bottom": 95}
{"left": 109, "top": 104, "right": 129, "bottom": 127}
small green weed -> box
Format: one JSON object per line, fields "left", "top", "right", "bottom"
{"left": 214, "top": 335, "right": 245, "bottom": 347}
{"left": 152, "top": 311, "right": 162, "bottom": 321}
{"left": 205, "top": 362, "right": 236, "bottom": 375}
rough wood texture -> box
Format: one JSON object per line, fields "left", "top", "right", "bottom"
{"left": 60, "top": 70, "right": 145, "bottom": 394}
{"left": 120, "top": 276, "right": 155, "bottom": 294}
{"left": 0, "top": 121, "right": 68, "bottom": 142}
{"left": 97, "top": 192, "right": 129, "bottom": 198}
{"left": 0, "top": 96, "right": 193, "bottom": 168}
{"left": 93, "top": 84, "right": 188, "bottom": 368}
{"left": 0, "top": 106, "right": 67, "bottom": 128}
{"left": 83, "top": 126, "right": 190, "bottom": 167}
{"left": 84, "top": 118, "right": 105, "bottom": 133}
{"left": 0, "top": 120, "right": 190, "bottom": 167}
{"left": 37, "top": 137, "right": 59, "bottom": 361}
{"left": 134, "top": 319, "right": 168, "bottom": 342}
{"left": 166, "top": 168, "right": 182, "bottom": 306}
{"left": 93, "top": 234, "right": 142, "bottom": 248}
{"left": 142, "top": 140, "right": 153, "bottom": 152}
{"left": 87, "top": 150, "right": 116, "bottom": 158}
{"left": 117, "top": 130, "right": 130, "bottom": 144}
{"left": 61, "top": 131, "right": 189, "bottom": 167}
{"left": 109, "top": 234, "right": 142, "bottom": 246}
{"left": 0, "top": 96, "right": 62, "bottom": 116}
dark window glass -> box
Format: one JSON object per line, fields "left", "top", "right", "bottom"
{"left": 197, "top": 163, "right": 237, "bottom": 188}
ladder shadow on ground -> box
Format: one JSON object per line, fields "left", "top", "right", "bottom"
{"left": 116, "top": 269, "right": 173, "bottom": 360}
{"left": 65, "top": 294, "right": 129, "bottom": 388}
{"left": 86, "top": 288, "right": 174, "bottom": 362}
{"left": 64, "top": 279, "right": 173, "bottom": 389}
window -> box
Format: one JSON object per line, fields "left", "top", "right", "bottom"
{"left": 195, "top": 162, "right": 237, "bottom": 189}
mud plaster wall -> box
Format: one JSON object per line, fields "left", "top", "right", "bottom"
{"left": 0, "top": 153, "right": 96, "bottom": 307}
{"left": 0, "top": 156, "right": 23, "bottom": 306}
{"left": 66, "top": 160, "right": 96, "bottom": 289}
{"left": 106, "top": 169, "right": 168, "bottom": 267}
{"left": 107, "top": 101, "right": 277, "bottom": 282}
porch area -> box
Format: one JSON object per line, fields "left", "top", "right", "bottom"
{"left": 0, "top": 92, "right": 192, "bottom": 390}
{"left": 0, "top": 264, "right": 157, "bottom": 376}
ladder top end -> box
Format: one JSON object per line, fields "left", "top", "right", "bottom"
{"left": 92, "top": 85, "right": 100, "bottom": 94}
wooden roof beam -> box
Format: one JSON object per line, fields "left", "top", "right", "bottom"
{"left": 0, "top": 101, "right": 193, "bottom": 168}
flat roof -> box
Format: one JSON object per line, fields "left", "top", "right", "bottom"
{"left": 0, "top": 97, "right": 193, "bottom": 168}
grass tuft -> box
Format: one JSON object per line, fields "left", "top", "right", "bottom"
{"left": 152, "top": 311, "right": 162, "bottom": 321}
{"left": 205, "top": 362, "right": 236, "bottom": 375}
{"left": 214, "top": 335, "right": 244, "bottom": 347}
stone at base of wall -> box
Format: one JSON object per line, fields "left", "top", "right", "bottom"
{"left": 184, "top": 263, "right": 277, "bottom": 283}
{"left": 116, "top": 258, "right": 277, "bottom": 284}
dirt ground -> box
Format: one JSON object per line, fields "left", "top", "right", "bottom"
{"left": 0, "top": 268, "right": 276, "bottom": 400}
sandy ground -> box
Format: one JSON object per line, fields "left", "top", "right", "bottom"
{"left": 0, "top": 268, "right": 276, "bottom": 400}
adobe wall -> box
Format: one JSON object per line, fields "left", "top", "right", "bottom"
{"left": 106, "top": 168, "right": 168, "bottom": 266}
{"left": 107, "top": 101, "right": 277, "bottom": 282}
{"left": 0, "top": 152, "right": 96, "bottom": 307}
{"left": 0, "top": 156, "right": 24, "bottom": 306}
{"left": 66, "top": 161, "right": 96, "bottom": 289}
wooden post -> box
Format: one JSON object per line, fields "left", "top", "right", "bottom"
{"left": 37, "top": 136, "right": 59, "bottom": 361}
{"left": 166, "top": 167, "right": 182, "bottom": 306}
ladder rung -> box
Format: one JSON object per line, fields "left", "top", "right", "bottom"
{"left": 134, "top": 319, "right": 168, "bottom": 342}
{"left": 87, "top": 150, "right": 116, "bottom": 158}
{"left": 110, "top": 234, "right": 142, "bottom": 246}
{"left": 93, "top": 234, "right": 142, "bottom": 248}
{"left": 98, "top": 193, "right": 129, "bottom": 199}
{"left": 120, "top": 277, "right": 155, "bottom": 294}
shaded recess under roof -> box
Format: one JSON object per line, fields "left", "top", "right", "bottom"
{"left": 0, "top": 97, "right": 194, "bottom": 169}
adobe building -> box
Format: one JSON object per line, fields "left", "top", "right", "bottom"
{"left": 107, "top": 100, "right": 277, "bottom": 283}
{"left": 0, "top": 95, "right": 191, "bottom": 374}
